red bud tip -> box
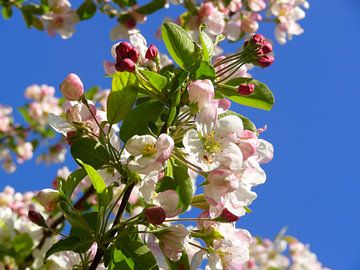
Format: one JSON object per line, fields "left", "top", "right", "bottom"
{"left": 145, "top": 44, "right": 159, "bottom": 60}
{"left": 116, "top": 42, "right": 133, "bottom": 59}
{"left": 219, "top": 208, "right": 240, "bottom": 222}
{"left": 238, "top": 83, "right": 255, "bottom": 95}
{"left": 28, "top": 210, "right": 48, "bottom": 228}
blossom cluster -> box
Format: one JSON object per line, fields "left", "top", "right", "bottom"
{"left": 1, "top": 0, "right": 309, "bottom": 45}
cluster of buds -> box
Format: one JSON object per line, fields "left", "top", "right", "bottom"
{"left": 115, "top": 42, "right": 140, "bottom": 72}
{"left": 214, "top": 34, "right": 274, "bottom": 83}
{"left": 243, "top": 34, "right": 274, "bottom": 67}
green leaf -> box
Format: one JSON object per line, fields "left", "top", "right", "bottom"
{"left": 217, "top": 77, "right": 275, "bottom": 111}
{"left": 161, "top": 22, "right": 195, "bottom": 70}
{"left": 77, "top": 0, "right": 97, "bottom": 20}
{"left": 70, "top": 137, "right": 110, "bottom": 169}
{"left": 219, "top": 111, "right": 257, "bottom": 133}
{"left": 45, "top": 237, "right": 82, "bottom": 260}
{"left": 191, "top": 61, "right": 216, "bottom": 80}
{"left": 85, "top": 86, "right": 100, "bottom": 100}
{"left": 199, "top": 24, "right": 214, "bottom": 61}
{"left": 107, "top": 72, "right": 138, "bottom": 124}
{"left": 31, "top": 15, "right": 44, "bottom": 30}
{"left": 166, "top": 250, "right": 190, "bottom": 270}
{"left": 77, "top": 160, "right": 106, "bottom": 193}
{"left": 135, "top": 0, "right": 166, "bottom": 14}
{"left": 120, "top": 100, "right": 164, "bottom": 142}
{"left": 173, "top": 162, "right": 193, "bottom": 211}
{"left": 116, "top": 235, "right": 159, "bottom": 270}
{"left": 109, "top": 248, "right": 135, "bottom": 269}
{"left": 12, "top": 234, "right": 33, "bottom": 256}
{"left": 138, "top": 69, "right": 168, "bottom": 92}
{"left": 69, "top": 212, "right": 97, "bottom": 252}
{"left": 2, "top": 6, "right": 12, "bottom": 19}
{"left": 61, "top": 168, "right": 87, "bottom": 198}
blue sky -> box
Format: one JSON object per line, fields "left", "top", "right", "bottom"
{"left": 1, "top": 0, "right": 359, "bottom": 269}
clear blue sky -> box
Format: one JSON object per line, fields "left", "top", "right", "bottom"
{"left": 1, "top": 0, "right": 359, "bottom": 269}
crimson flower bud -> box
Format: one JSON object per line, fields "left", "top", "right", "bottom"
{"left": 251, "top": 34, "right": 266, "bottom": 45}
{"left": 115, "top": 58, "right": 136, "bottom": 72}
{"left": 238, "top": 83, "right": 255, "bottom": 95}
{"left": 28, "top": 210, "right": 48, "bottom": 228}
{"left": 125, "top": 17, "right": 136, "bottom": 29}
{"left": 144, "top": 206, "right": 166, "bottom": 225}
{"left": 128, "top": 47, "right": 140, "bottom": 62}
{"left": 116, "top": 42, "right": 133, "bottom": 59}
{"left": 60, "top": 73, "right": 84, "bottom": 101}
{"left": 258, "top": 55, "right": 275, "bottom": 67}
{"left": 261, "top": 41, "right": 273, "bottom": 54}
{"left": 145, "top": 44, "right": 159, "bottom": 60}
{"left": 219, "top": 208, "right": 240, "bottom": 222}
{"left": 36, "top": 189, "right": 60, "bottom": 212}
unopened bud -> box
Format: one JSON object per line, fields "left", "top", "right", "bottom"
{"left": 128, "top": 47, "right": 140, "bottom": 62}
{"left": 215, "top": 208, "right": 240, "bottom": 222}
{"left": 145, "top": 44, "right": 159, "bottom": 60}
{"left": 251, "top": 34, "right": 266, "bottom": 45}
{"left": 60, "top": 73, "right": 84, "bottom": 101}
{"left": 261, "top": 41, "right": 273, "bottom": 54}
{"left": 116, "top": 42, "right": 133, "bottom": 59}
{"left": 115, "top": 58, "right": 136, "bottom": 72}
{"left": 125, "top": 17, "right": 136, "bottom": 29}
{"left": 144, "top": 206, "right": 166, "bottom": 225}
{"left": 36, "top": 189, "right": 59, "bottom": 212}
{"left": 238, "top": 83, "right": 255, "bottom": 95}
{"left": 258, "top": 55, "right": 275, "bottom": 68}
{"left": 28, "top": 210, "right": 48, "bottom": 228}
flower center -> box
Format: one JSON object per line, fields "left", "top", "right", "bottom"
{"left": 203, "top": 132, "right": 221, "bottom": 153}
{"left": 142, "top": 144, "right": 156, "bottom": 156}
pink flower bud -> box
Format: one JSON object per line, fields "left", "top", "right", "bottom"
{"left": 116, "top": 42, "right": 133, "bottom": 59}
{"left": 60, "top": 73, "right": 84, "bottom": 101}
{"left": 188, "top": 79, "right": 215, "bottom": 110}
{"left": 258, "top": 55, "right": 275, "bottom": 67}
{"left": 28, "top": 210, "right": 48, "bottom": 228}
{"left": 36, "top": 188, "right": 59, "bottom": 212}
{"left": 145, "top": 44, "right": 159, "bottom": 60}
{"left": 238, "top": 83, "right": 255, "bottom": 95}
{"left": 115, "top": 58, "right": 136, "bottom": 72}
{"left": 144, "top": 206, "right": 166, "bottom": 225}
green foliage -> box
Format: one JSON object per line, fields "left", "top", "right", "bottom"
{"left": 120, "top": 100, "right": 164, "bottom": 142}
{"left": 113, "top": 235, "right": 159, "bottom": 270}
{"left": 60, "top": 168, "right": 87, "bottom": 198}
{"left": 166, "top": 250, "right": 190, "bottom": 270}
{"left": 191, "top": 61, "right": 216, "bottom": 80}
{"left": 217, "top": 77, "right": 275, "bottom": 111}
{"left": 161, "top": 22, "right": 196, "bottom": 70}
{"left": 199, "top": 24, "right": 214, "bottom": 61}
{"left": 77, "top": 160, "right": 106, "bottom": 193}
{"left": 45, "top": 237, "right": 83, "bottom": 261}
{"left": 77, "top": 0, "right": 97, "bottom": 20}
{"left": 107, "top": 72, "right": 139, "bottom": 124}
{"left": 157, "top": 161, "right": 193, "bottom": 212}
{"left": 70, "top": 137, "right": 110, "bottom": 169}
{"left": 136, "top": 0, "right": 166, "bottom": 14}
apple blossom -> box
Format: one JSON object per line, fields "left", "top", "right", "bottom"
{"left": 60, "top": 73, "right": 84, "bottom": 101}
{"left": 158, "top": 224, "right": 189, "bottom": 261}
{"left": 188, "top": 79, "right": 215, "bottom": 111}
{"left": 36, "top": 189, "right": 60, "bottom": 212}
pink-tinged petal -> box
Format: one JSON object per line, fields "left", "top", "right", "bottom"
{"left": 103, "top": 60, "right": 116, "bottom": 75}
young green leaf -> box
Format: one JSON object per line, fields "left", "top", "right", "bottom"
{"left": 161, "top": 22, "right": 195, "bottom": 70}
{"left": 70, "top": 137, "right": 110, "bottom": 169}
{"left": 45, "top": 237, "right": 82, "bottom": 261}
{"left": 191, "top": 61, "right": 216, "bottom": 80}
{"left": 217, "top": 77, "right": 275, "bottom": 111}
{"left": 77, "top": 160, "right": 106, "bottom": 193}
{"left": 199, "top": 24, "right": 214, "bottom": 61}
{"left": 61, "top": 168, "right": 87, "bottom": 198}
{"left": 120, "top": 100, "right": 164, "bottom": 142}
{"left": 115, "top": 235, "right": 159, "bottom": 270}
{"left": 107, "top": 72, "right": 138, "bottom": 124}
{"left": 138, "top": 69, "right": 168, "bottom": 92}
